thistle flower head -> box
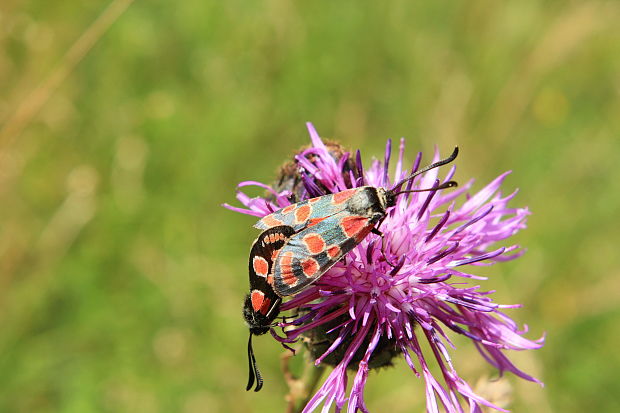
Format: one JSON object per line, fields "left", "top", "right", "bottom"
{"left": 225, "top": 123, "right": 544, "bottom": 413}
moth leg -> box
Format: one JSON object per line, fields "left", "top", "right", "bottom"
{"left": 279, "top": 313, "right": 293, "bottom": 323}
{"left": 264, "top": 199, "right": 276, "bottom": 213}
{"left": 278, "top": 308, "right": 300, "bottom": 324}
{"left": 371, "top": 227, "right": 397, "bottom": 267}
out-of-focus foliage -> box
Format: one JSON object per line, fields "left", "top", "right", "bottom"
{"left": 0, "top": 1, "right": 618, "bottom": 412}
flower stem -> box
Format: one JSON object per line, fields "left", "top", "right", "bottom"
{"left": 282, "top": 350, "right": 325, "bottom": 413}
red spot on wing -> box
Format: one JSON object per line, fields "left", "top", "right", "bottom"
{"left": 301, "top": 258, "right": 319, "bottom": 277}
{"left": 354, "top": 226, "right": 373, "bottom": 243}
{"left": 251, "top": 290, "right": 265, "bottom": 312}
{"left": 282, "top": 272, "right": 298, "bottom": 286}
{"left": 259, "top": 297, "right": 272, "bottom": 315}
{"left": 295, "top": 204, "right": 312, "bottom": 223}
{"left": 341, "top": 215, "right": 370, "bottom": 238}
{"left": 308, "top": 197, "right": 322, "bottom": 204}
{"left": 308, "top": 217, "right": 326, "bottom": 227}
{"left": 280, "top": 251, "right": 293, "bottom": 268}
{"left": 327, "top": 245, "right": 341, "bottom": 259}
{"left": 266, "top": 232, "right": 285, "bottom": 245}
{"left": 303, "top": 233, "right": 326, "bottom": 254}
{"left": 332, "top": 189, "right": 356, "bottom": 204}
{"left": 267, "top": 274, "right": 274, "bottom": 285}
{"left": 279, "top": 251, "right": 297, "bottom": 286}
{"left": 261, "top": 215, "right": 284, "bottom": 228}
{"left": 282, "top": 204, "right": 296, "bottom": 214}
{"left": 253, "top": 256, "right": 269, "bottom": 277}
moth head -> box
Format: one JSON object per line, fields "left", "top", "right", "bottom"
{"left": 243, "top": 293, "right": 272, "bottom": 392}
{"left": 376, "top": 187, "right": 396, "bottom": 210}
{"left": 243, "top": 294, "right": 272, "bottom": 336}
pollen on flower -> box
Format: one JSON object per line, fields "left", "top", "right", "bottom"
{"left": 224, "top": 122, "right": 543, "bottom": 413}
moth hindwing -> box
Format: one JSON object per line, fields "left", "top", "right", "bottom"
{"left": 244, "top": 225, "right": 296, "bottom": 393}
{"left": 245, "top": 225, "right": 296, "bottom": 330}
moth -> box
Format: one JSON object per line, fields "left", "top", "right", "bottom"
{"left": 244, "top": 225, "right": 296, "bottom": 391}
{"left": 244, "top": 147, "right": 459, "bottom": 391}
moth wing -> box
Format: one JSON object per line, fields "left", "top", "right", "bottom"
{"left": 272, "top": 211, "right": 376, "bottom": 296}
{"left": 248, "top": 225, "right": 296, "bottom": 316}
{"left": 253, "top": 192, "right": 350, "bottom": 232}
{"left": 253, "top": 206, "right": 304, "bottom": 231}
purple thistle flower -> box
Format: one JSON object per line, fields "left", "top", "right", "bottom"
{"left": 225, "top": 123, "right": 544, "bottom": 413}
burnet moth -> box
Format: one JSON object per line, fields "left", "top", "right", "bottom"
{"left": 244, "top": 225, "right": 296, "bottom": 391}
{"left": 243, "top": 147, "right": 459, "bottom": 391}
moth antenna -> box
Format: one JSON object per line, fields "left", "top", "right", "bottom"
{"left": 392, "top": 180, "right": 457, "bottom": 197}
{"left": 246, "top": 333, "right": 255, "bottom": 391}
{"left": 391, "top": 147, "right": 459, "bottom": 191}
{"left": 246, "top": 333, "right": 264, "bottom": 392}
{"left": 253, "top": 359, "right": 263, "bottom": 391}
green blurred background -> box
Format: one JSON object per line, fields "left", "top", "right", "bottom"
{"left": 1, "top": 0, "right": 619, "bottom": 412}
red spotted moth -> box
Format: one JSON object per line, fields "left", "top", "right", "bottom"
{"left": 244, "top": 147, "right": 459, "bottom": 391}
